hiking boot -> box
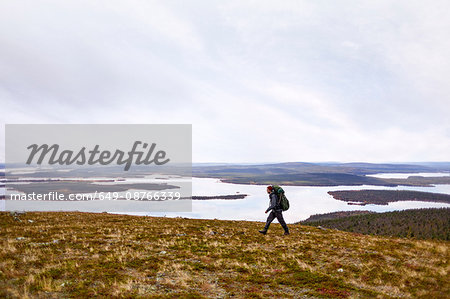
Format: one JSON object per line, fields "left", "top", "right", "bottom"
{"left": 284, "top": 231, "right": 290, "bottom": 235}
{"left": 258, "top": 229, "right": 267, "bottom": 235}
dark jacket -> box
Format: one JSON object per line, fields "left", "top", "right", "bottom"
{"left": 265, "top": 191, "right": 281, "bottom": 213}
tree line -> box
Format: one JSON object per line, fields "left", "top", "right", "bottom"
{"left": 301, "top": 208, "right": 450, "bottom": 240}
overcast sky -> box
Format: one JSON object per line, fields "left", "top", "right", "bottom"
{"left": 1, "top": 0, "right": 449, "bottom": 163}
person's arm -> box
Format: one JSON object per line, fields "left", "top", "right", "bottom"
{"left": 265, "top": 193, "right": 278, "bottom": 213}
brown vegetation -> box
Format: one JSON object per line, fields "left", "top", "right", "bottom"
{"left": 0, "top": 212, "right": 448, "bottom": 298}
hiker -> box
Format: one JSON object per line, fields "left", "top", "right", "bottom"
{"left": 259, "top": 185, "right": 289, "bottom": 235}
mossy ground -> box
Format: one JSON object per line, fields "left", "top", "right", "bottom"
{"left": 0, "top": 212, "right": 448, "bottom": 298}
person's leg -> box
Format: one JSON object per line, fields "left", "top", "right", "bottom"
{"left": 274, "top": 210, "right": 289, "bottom": 234}
{"left": 264, "top": 211, "right": 276, "bottom": 230}
{"left": 259, "top": 211, "right": 276, "bottom": 234}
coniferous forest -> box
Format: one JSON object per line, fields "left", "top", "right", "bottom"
{"left": 301, "top": 208, "right": 450, "bottom": 240}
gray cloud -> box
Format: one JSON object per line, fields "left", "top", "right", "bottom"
{"left": 1, "top": 0, "right": 449, "bottom": 163}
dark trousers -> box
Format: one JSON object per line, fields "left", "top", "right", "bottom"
{"left": 264, "top": 209, "right": 289, "bottom": 232}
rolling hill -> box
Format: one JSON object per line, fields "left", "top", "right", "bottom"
{"left": 1, "top": 212, "right": 448, "bottom": 298}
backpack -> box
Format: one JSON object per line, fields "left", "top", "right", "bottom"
{"left": 272, "top": 185, "right": 290, "bottom": 211}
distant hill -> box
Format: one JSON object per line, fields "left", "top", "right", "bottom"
{"left": 193, "top": 161, "right": 440, "bottom": 176}
{"left": 405, "top": 161, "right": 450, "bottom": 170}
{"left": 301, "top": 208, "right": 450, "bottom": 240}
{"left": 211, "top": 172, "right": 397, "bottom": 186}
{"left": 314, "top": 162, "right": 437, "bottom": 175}
{"left": 193, "top": 162, "right": 450, "bottom": 186}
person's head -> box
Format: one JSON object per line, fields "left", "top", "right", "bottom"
{"left": 267, "top": 186, "right": 273, "bottom": 194}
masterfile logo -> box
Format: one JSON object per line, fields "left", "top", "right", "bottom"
{"left": 26, "top": 141, "right": 170, "bottom": 171}
{"left": 4, "top": 124, "right": 192, "bottom": 213}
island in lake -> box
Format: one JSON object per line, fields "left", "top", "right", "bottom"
{"left": 328, "top": 189, "right": 450, "bottom": 205}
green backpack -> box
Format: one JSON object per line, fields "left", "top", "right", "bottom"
{"left": 272, "top": 185, "right": 290, "bottom": 211}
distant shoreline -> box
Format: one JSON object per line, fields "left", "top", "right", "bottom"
{"left": 193, "top": 172, "right": 450, "bottom": 187}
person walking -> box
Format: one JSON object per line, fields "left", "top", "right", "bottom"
{"left": 259, "top": 185, "right": 289, "bottom": 235}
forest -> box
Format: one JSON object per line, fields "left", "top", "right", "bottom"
{"left": 301, "top": 208, "right": 450, "bottom": 240}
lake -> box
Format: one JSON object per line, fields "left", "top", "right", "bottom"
{"left": 2, "top": 173, "right": 450, "bottom": 223}
{"left": 132, "top": 175, "right": 450, "bottom": 223}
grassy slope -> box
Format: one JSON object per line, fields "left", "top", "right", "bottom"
{"left": 0, "top": 212, "right": 448, "bottom": 298}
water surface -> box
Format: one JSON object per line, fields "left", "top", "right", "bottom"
{"left": 2, "top": 175, "right": 450, "bottom": 223}
{"left": 137, "top": 177, "right": 450, "bottom": 223}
